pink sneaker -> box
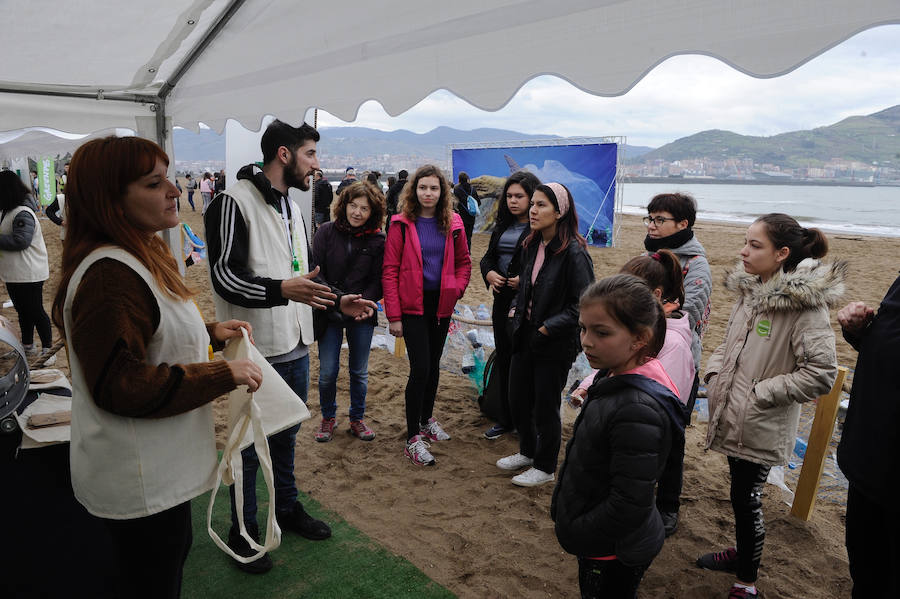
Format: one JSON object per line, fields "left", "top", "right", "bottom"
{"left": 315, "top": 417, "right": 337, "bottom": 442}
{"left": 404, "top": 434, "right": 435, "bottom": 466}
{"left": 349, "top": 419, "right": 375, "bottom": 441}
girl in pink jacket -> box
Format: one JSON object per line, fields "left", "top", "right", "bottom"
{"left": 382, "top": 165, "right": 471, "bottom": 466}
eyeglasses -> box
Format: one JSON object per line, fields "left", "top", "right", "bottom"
{"left": 642, "top": 216, "right": 678, "bottom": 227}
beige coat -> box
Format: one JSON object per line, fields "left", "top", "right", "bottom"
{"left": 704, "top": 259, "right": 844, "bottom": 466}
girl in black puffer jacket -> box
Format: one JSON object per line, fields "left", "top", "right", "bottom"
{"left": 551, "top": 275, "right": 685, "bottom": 599}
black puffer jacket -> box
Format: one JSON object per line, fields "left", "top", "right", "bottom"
{"left": 837, "top": 272, "right": 900, "bottom": 505}
{"left": 510, "top": 237, "right": 594, "bottom": 359}
{"left": 551, "top": 374, "right": 683, "bottom": 566}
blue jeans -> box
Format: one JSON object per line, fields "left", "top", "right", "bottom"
{"left": 317, "top": 321, "right": 375, "bottom": 421}
{"left": 229, "top": 355, "right": 309, "bottom": 533}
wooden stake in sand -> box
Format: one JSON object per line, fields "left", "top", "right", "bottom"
{"left": 790, "top": 366, "right": 848, "bottom": 521}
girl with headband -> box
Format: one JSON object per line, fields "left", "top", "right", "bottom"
{"left": 496, "top": 182, "right": 594, "bottom": 487}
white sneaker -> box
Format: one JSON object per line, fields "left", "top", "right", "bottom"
{"left": 496, "top": 453, "right": 533, "bottom": 471}
{"left": 420, "top": 417, "right": 451, "bottom": 441}
{"left": 405, "top": 434, "right": 436, "bottom": 466}
{"left": 511, "top": 467, "right": 555, "bottom": 487}
{"left": 40, "top": 349, "right": 56, "bottom": 366}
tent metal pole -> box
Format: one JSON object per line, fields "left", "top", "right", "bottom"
{"left": 157, "top": 0, "right": 247, "bottom": 100}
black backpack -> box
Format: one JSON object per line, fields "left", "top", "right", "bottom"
{"left": 476, "top": 350, "right": 503, "bottom": 422}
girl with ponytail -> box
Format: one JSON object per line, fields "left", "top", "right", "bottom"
{"left": 551, "top": 274, "right": 685, "bottom": 598}
{"left": 697, "top": 213, "right": 842, "bottom": 599}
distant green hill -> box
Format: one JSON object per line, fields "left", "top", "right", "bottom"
{"left": 632, "top": 104, "right": 900, "bottom": 169}
{"left": 174, "top": 125, "right": 654, "bottom": 163}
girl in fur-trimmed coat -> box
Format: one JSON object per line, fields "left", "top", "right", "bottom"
{"left": 697, "top": 213, "right": 843, "bottom": 599}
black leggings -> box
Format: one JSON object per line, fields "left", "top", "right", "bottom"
{"left": 101, "top": 500, "right": 193, "bottom": 599}
{"left": 508, "top": 324, "right": 573, "bottom": 474}
{"left": 728, "top": 456, "right": 771, "bottom": 583}
{"left": 6, "top": 281, "right": 52, "bottom": 347}
{"left": 401, "top": 290, "right": 450, "bottom": 441}
{"left": 489, "top": 289, "right": 515, "bottom": 429}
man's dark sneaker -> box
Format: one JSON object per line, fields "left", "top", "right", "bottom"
{"left": 227, "top": 527, "right": 273, "bottom": 574}
{"left": 728, "top": 584, "right": 759, "bottom": 598}
{"left": 276, "top": 502, "right": 332, "bottom": 540}
{"left": 660, "top": 510, "right": 678, "bottom": 537}
{"left": 696, "top": 547, "right": 738, "bottom": 573}
{"left": 483, "top": 424, "right": 509, "bottom": 440}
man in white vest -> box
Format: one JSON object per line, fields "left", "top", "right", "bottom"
{"left": 205, "top": 120, "right": 375, "bottom": 574}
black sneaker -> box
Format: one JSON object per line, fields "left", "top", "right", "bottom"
{"left": 276, "top": 503, "right": 332, "bottom": 540}
{"left": 696, "top": 547, "right": 738, "bottom": 573}
{"left": 483, "top": 424, "right": 509, "bottom": 440}
{"left": 227, "top": 528, "right": 273, "bottom": 574}
{"left": 660, "top": 510, "right": 678, "bottom": 537}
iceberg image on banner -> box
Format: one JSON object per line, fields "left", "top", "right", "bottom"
{"left": 452, "top": 142, "right": 617, "bottom": 247}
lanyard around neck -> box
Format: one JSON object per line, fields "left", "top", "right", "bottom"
{"left": 278, "top": 197, "right": 302, "bottom": 273}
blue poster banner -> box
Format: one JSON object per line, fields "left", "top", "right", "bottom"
{"left": 451, "top": 142, "right": 617, "bottom": 247}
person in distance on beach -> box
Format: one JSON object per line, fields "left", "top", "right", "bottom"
{"left": 311, "top": 181, "right": 385, "bottom": 443}
{"left": 641, "top": 191, "right": 711, "bottom": 535}
{"left": 478, "top": 170, "right": 540, "bottom": 440}
{"left": 204, "top": 119, "right": 376, "bottom": 574}
{"left": 382, "top": 164, "right": 471, "bottom": 466}
{"left": 698, "top": 213, "right": 842, "bottom": 599}
{"left": 836, "top": 279, "right": 900, "bottom": 598}
{"left": 0, "top": 170, "right": 54, "bottom": 362}
{"left": 552, "top": 275, "right": 684, "bottom": 599}
{"left": 496, "top": 182, "right": 594, "bottom": 487}
{"left": 51, "top": 136, "right": 262, "bottom": 598}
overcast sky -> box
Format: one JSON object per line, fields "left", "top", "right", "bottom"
{"left": 313, "top": 25, "right": 900, "bottom": 149}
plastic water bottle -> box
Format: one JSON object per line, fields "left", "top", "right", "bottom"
{"left": 466, "top": 329, "right": 481, "bottom": 348}
{"left": 476, "top": 304, "right": 491, "bottom": 321}
{"left": 695, "top": 397, "right": 709, "bottom": 422}
{"left": 461, "top": 305, "right": 475, "bottom": 321}
{"left": 461, "top": 352, "right": 475, "bottom": 374}
{"left": 793, "top": 437, "right": 808, "bottom": 459}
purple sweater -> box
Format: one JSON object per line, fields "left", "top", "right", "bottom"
{"left": 417, "top": 216, "right": 445, "bottom": 290}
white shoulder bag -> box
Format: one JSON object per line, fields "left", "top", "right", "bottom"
{"left": 207, "top": 328, "right": 310, "bottom": 563}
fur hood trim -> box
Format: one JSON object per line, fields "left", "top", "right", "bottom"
{"left": 723, "top": 258, "right": 847, "bottom": 313}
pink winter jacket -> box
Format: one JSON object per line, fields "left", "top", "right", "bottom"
{"left": 578, "top": 312, "right": 695, "bottom": 403}
{"left": 382, "top": 212, "right": 472, "bottom": 322}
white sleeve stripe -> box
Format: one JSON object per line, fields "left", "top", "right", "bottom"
{"left": 213, "top": 197, "right": 267, "bottom": 300}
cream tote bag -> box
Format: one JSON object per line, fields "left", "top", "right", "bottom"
{"left": 207, "top": 328, "right": 310, "bottom": 563}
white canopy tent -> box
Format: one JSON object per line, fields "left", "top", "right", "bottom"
{"left": 3, "top": 0, "right": 899, "bottom": 139}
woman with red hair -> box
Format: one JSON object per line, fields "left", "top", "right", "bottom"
{"left": 52, "top": 136, "right": 261, "bottom": 598}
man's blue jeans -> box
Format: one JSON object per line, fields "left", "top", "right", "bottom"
{"left": 229, "top": 354, "right": 309, "bottom": 533}
{"left": 317, "top": 321, "right": 375, "bottom": 422}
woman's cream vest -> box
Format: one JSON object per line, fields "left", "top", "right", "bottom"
{"left": 63, "top": 247, "right": 216, "bottom": 519}
{"left": 212, "top": 179, "right": 313, "bottom": 357}
{"left": 0, "top": 205, "right": 49, "bottom": 283}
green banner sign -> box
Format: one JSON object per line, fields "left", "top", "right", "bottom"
{"left": 37, "top": 157, "right": 56, "bottom": 206}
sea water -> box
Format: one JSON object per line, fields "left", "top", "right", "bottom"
{"left": 622, "top": 183, "right": 900, "bottom": 238}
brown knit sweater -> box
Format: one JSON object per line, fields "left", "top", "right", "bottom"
{"left": 69, "top": 258, "right": 236, "bottom": 418}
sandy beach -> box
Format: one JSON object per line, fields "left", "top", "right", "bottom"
{"left": 26, "top": 206, "right": 900, "bottom": 598}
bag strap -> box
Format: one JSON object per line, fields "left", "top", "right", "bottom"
{"left": 207, "top": 330, "right": 282, "bottom": 562}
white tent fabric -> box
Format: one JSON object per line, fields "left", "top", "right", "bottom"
{"left": 2, "top": 0, "right": 899, "bottom": 137}
{"left": 0, "top": 128, "right": 125, "bottom": 163}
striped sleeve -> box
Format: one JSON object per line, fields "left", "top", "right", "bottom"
{"left": 204, "top": 193, "right": 287, "bottom": 308}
